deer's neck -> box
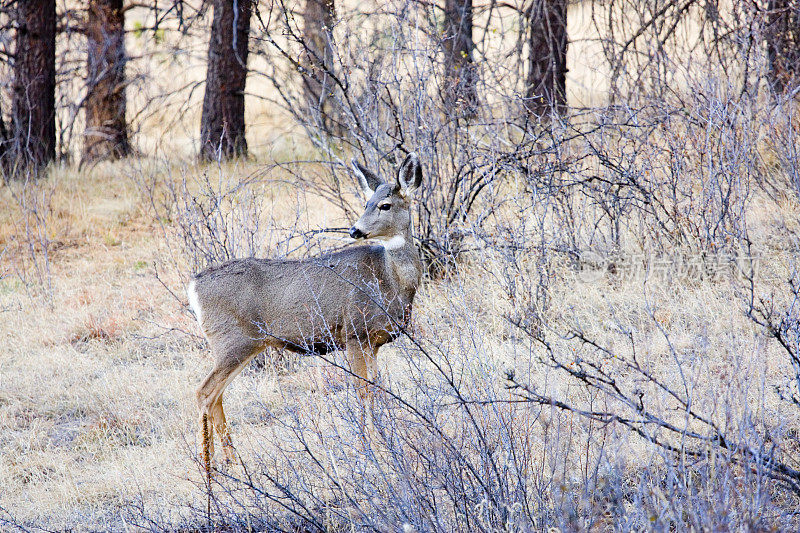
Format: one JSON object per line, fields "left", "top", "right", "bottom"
{"left": 380, "top": 227, "right": 421, "bottom": 302}
{"left": 380, "top": 235, "right": 407, "bottom": 251}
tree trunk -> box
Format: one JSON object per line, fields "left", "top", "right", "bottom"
{"left": 200, "top": 0, "right": 251, "bottom": 161}
{"left": 525, "top": 0, "right": 567, "bottom": 118}
{"left": 6, "top": 0, "right": 56, "bottom": 173}
{"left": 0, "top": 97, "right": 8, "bottom": 166}
{"left": 766, "top": 0, "right": 800, "bottom": 95}
{"left": 301, "top": 0, "right": 338, "bottom": 133}
{"left": 442, "top": 0, "right": 479, "bottom": 115}
{"left": 84, "top": 0, "right": 130, "bottom": 163}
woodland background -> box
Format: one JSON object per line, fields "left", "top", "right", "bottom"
{"left": 1, "top": 0, "right": 800, "bottom": 530}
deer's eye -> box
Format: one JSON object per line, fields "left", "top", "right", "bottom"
{"left": 378, "top": 203, "right": 391, "bottom": 211}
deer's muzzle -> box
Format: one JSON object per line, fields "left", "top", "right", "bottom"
{"left": 350, "top": 227, "right": 366, "bottom": 239}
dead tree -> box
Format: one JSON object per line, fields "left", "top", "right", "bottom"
{"left": 766, "top": 0, "right": 800, "bottom": 95}
{"left": 524, "top": 0, "right": 567, "bottom": 118}
{"left": 200, "top": 0, "right": 251, "bottom": 161}
{"left": 301, "top": 0, "right": 338, "bottom": 133}
{"left": 442, "top": 0, "right": 479, "bottom": 115}
{"left": 83, "top": 0, "right": 130, "bottom": 163}
{"left": 6, "top": 0, "right": 57, "bottom": 173}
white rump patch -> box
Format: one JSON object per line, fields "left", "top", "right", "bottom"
{"left": 187, "top": 280, "right": 203, "bottom": 326}
{"left": 380, "top": 235, "right": 406, "bottom": 251}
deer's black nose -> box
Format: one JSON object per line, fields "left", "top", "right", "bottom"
{"left": 349, "top": 227, "right": 365, "bottom": 239}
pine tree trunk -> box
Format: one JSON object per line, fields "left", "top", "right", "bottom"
{"left": 0, "top": 97, "right": 9, "bottom": 166}
{"left": 525, "top": 0, "right": 567, "bottom": 118}
{"left": 84, "top": 0, "right": 130, "bottom": 163}
{"left": 7, "top": 0, "right": 56, "bottom": 172}
{"left": 442, "top": 0, "right": 478, "bottom": 115}
{"left": 200, "top": 0, "right": 251, "bottom": 161}
{"left": 301, "top": 0, "right": 337, "bottom": 133}
{"left": 766, "top": 0, "right": 800, "bottom": 95}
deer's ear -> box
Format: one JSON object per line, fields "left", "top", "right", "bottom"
{"left": 352, "top": 159, "right": 383, "bottom": 197}
{"left": 396, "top": 152, "right": 422, "bottom": 195}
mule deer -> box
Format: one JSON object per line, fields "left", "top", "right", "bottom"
{"left": 188, "top": 153, "right": 424, "bottom": 465}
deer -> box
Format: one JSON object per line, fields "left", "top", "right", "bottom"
{"left": 187, "top": 153, "right": 424, "bottom": 467}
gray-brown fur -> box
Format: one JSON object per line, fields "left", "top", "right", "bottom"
{"left": 190, "top": 153, "right": 424, "bottom": 466}
{"left": 192, "top": 244, "right": 417, "bottom": 354}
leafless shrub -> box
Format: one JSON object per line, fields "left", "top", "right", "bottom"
{"left": 165, "top": 168, "right": 266, "bottom": 273}
{"left": 249, "top": 0, "right": 565, "bottom": 276}
{"left": 592, "top": 0, "right": 775, "bottom": 103}
{"left": 2, "top": 170, "right": 56, "bottom": 298}
{"left": 744, "top": 259, "right": 800, "bottom": 411}
{"left": 761, "top": 97, "right": 800, "bottom": 200}
{"left": 507, "top": 306, "right": 800, "bottom": 490}
{"left": 129, "top": 159, "right": 270, "bottom": 305}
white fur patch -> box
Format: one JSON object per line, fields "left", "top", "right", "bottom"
{"left": 380, "top": 235, "right": 406, "bottom": 251}
{"left": 187, "top": 279, "right": 203, "bottom": 326}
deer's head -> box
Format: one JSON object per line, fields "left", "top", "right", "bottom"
{"left": 349, "top": 153, "right": 422, "bottom": 248}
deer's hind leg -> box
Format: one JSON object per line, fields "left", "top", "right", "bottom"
{"left": 210, "top": 393, "right": 236, "bottom": 463}
{"left": 196, "top": 334, "right": 263, "bottom": 468}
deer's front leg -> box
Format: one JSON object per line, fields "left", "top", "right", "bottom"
{"left": 346, "top": 338, "right": 381, "bottom": 432}
{"left": 345, "top": 337, "right": 372, "bottom": 404}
